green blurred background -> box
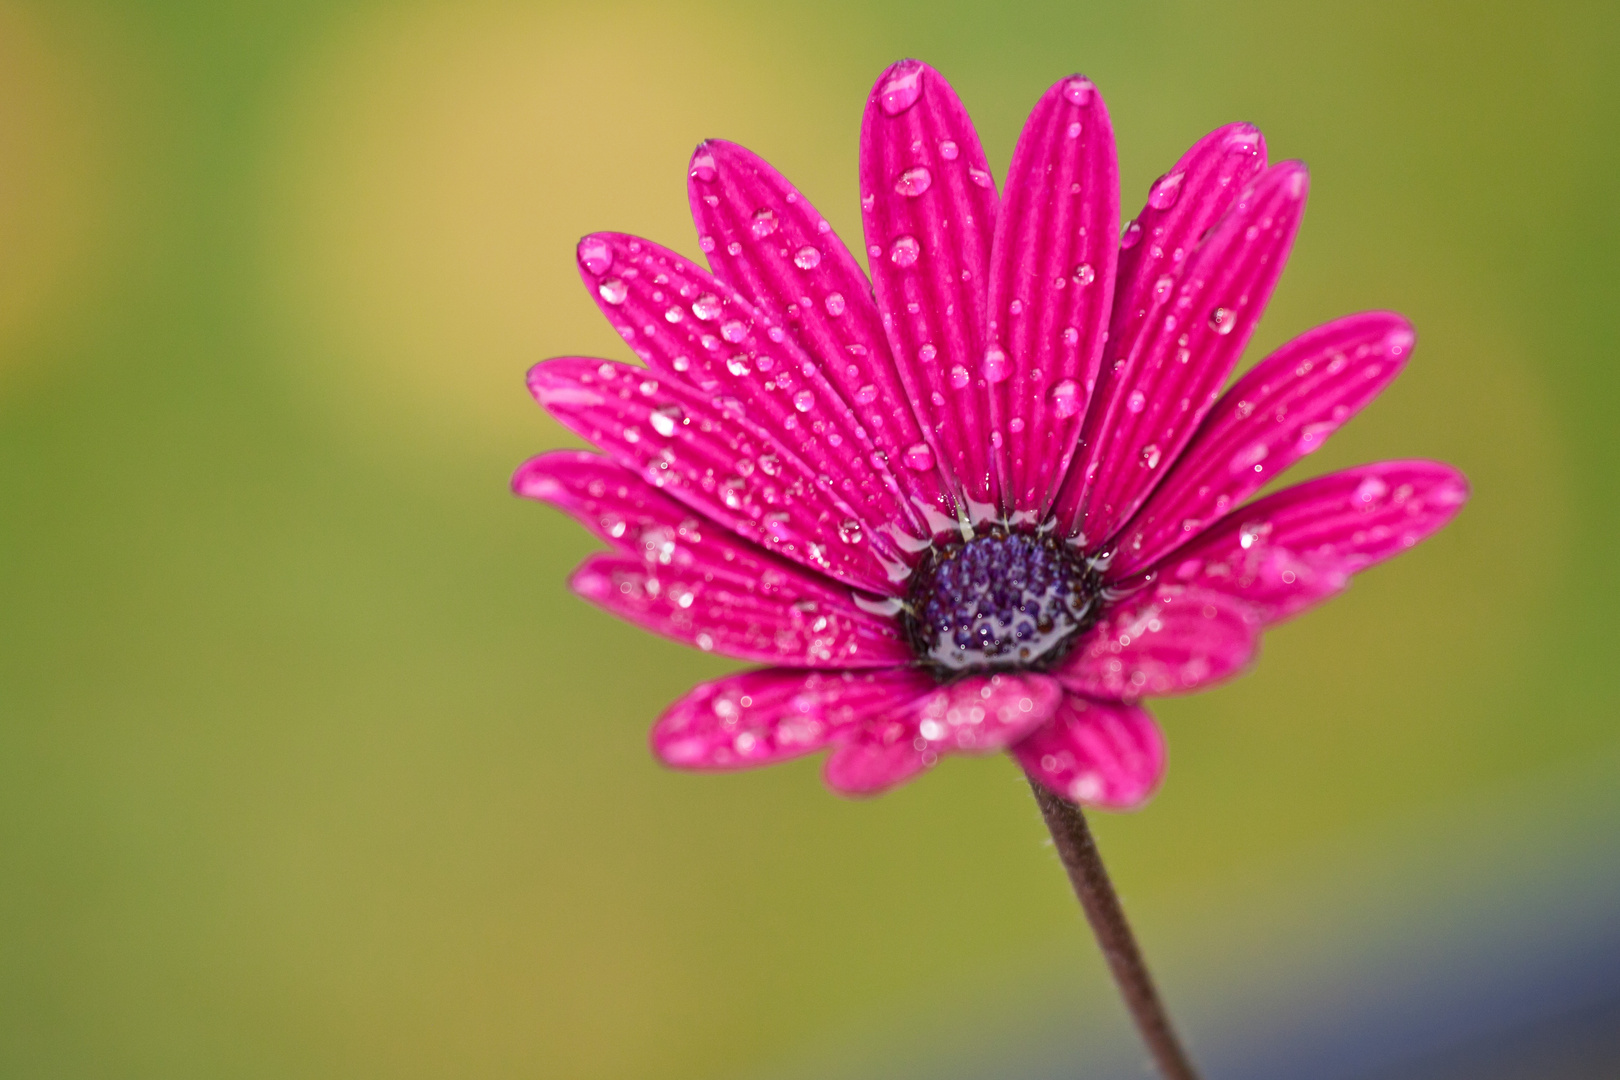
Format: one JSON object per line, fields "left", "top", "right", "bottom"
{"left": 1, "top": 0, "right": 1617, "bottom": 1076}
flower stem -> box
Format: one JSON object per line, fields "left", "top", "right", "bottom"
{"left": 1029, "top": 780, "right": 1201, "bottom": 1080}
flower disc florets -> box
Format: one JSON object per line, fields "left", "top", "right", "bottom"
{"left": 904, "top": 530, "right": 1101, "bottom": 677}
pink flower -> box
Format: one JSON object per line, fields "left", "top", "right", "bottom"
{"left": 514, "top": 60, "right": 1469, "bottom": 807}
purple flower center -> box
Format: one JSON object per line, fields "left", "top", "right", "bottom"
{"left": 903, "top": 530, "right": 1100, "bottom": 677}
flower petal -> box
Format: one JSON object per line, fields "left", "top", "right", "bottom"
{"left": 824, "top": 671, "right": 1063, "bottom": 796}
{"left": 1109, "top": 312, "right": 1416, "bottom": 576}
{"left": 686, "top": 140, "right": 954, "bottom": 524}
{"left": 1057, "top": 585, "right": 1261, "bottom": 700}
{"left": 528, "top": 357, "right": 911, "bottom": 595}
{"left": 573, "top": 231, "right": 934, "bottom": 549}
{"left": 1011, "top": 695, "right": 1166, "bottom": 809}
{"left": 1059, "top": 159, "right": 1307, "bottom": 547}
{"left": 986, "top": 75, "right": 1119, "bottom": 518}
{"left": 653, "top": 667, "right": 933, "bottom": 771}
{"left": 1144, "top": 460, "right": 1470, "bottom": 625}
{"left": 517, "top": 453, "right": 907, "bottom": 665}
{"left": 860, "top": 59, "right": 1001, "bottom": 513}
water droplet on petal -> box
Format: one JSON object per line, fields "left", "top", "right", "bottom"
{"left": 598, "top": 278, "right": 628, "bottom": 305}
{"left": 855, "top": 383, "right": 878, "bottom": 404}
{"left": 939, "top": 139, "right": 959, "bottom": 160}
{"left": 649, "top": 405, "right": 683, "bottom": 437}
{"left": 967, "top": 167, "right": 993, "bottom": 188}
{"left": 1049, "top": 379, "right": 1083, "bottom": 417}
{"left": 1072, "top": 263, "right": 1095, "bottom": 287}
{"left": 879, "top": 61, "right": 925, "bottom": 116}
{"left": 1385, "top": 328, "right": 1415, "bottom": 357}
{"left": 1062, "top": 76, "right": 1094, "bottom": 106}
{"left": 889, "top": 235, "right": 920, "bottom": 267}
{"left": 903, "top": 442, "right": 935, "bottom": 470}
{"left": 895, "top": 166, "right": 932, "bottom": 197}
{"left": 692, "top": 293, "right": 723, "bottom": 321}
{"left": 578, "top": 236, "right": 613, "bottom": 275}
{"left": 793, "top": 246, "right": 821, "bottom": 270}
{"left": 1354, "top": 476, "right": 1389, "bottom": 506}
{"left": 793, "top": 389, "right": 815, "bottom": 413}
{"left": 1152, "top": 274, "right": 1174, "bottom": 302}
{"left": 838, "top": 519, "right": 863, "bottom": 544}
{"left": 699, "top": 236, "right": 716, "bottom": 253}
{"left": 750, "top": 209, "right": 778, "bottom": 238}
{"left": 689, "top": 148, "right": 718, "bottom": 183}
{"left": 1062, "top": 327, "right": 1080, "bottom": 346}
{"left": 720, "top": 319, "right": 748, "bottom": 343}
{"left": 1141, "top": 444, "right": 1161, "bottom": 469}
{"left": 1229, "top": 441, "right": 1268, "bottom": 474}
{"left": 949, "top": 364, "right": 970, "bottom": 389}
{"left": 664, "top": 306, "right": 684, "bottom": 323}
{"left": 1066, "top": 121, "right": 1083, "bottom": 139}
{"left": 1209, "top": 307, "right": 1237, "bottom": 335}
{"left": 1120, "top": 220, "right": 1142, "bottom": 249}
{"left": 726, "top": 355, "right": 751, "bottom": 376}
{"left": 1126, "top": 389, "right": 1146, "bottom": 414}
{"left": 824, "top": 292, "right": 846, "bottom": 317}
{"left": 981, "top": 344, "right": 1010, "bottom": 383}
{"left": 1148, "top": 171, "right": 1184, "bottom": 210}
{"left": 1296, "top": 421, "right": 1336, "bottom": 454}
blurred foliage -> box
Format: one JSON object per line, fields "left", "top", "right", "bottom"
{"left": 0, "top": 0, "right": 1616, "bottom": 1077}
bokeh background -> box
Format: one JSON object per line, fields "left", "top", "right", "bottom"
{"left": 2, "top": 1, "right": 1617, "bottom": 1077}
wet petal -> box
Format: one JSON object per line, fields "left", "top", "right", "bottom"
{"left": 1145, "top": 460, "right": 1469, "bottom": 625}
{"left": 1059, "top": 159, "right": 1306, "bottom": 548}
{"left": 1058, "top": 585, "right": 1261, "bottom": 700}
{"left": 824, "top": 671, "right": 1062, "bottom": 795}
{"left": 860, "top": 59, "right": 1000, "bottom": 514}
{"left": 686, "top": 140, "right": 954, "bottom": 524}
{"left": 653, "top": 667, "right": 932, "bottom": 771}
{"left": 573, "top": 231, "right": 933, "bottom": 551}
{"left": 986, "top": 75, "right": 1119, "bottom": 519}
{"left": 1011, "top": 695, "right": 1165, "bottom": 809}
{"left": 1110, "top": 312, "right": 1415, "bottom": 576}
{"left": 527, "top": 357, "right": 910, "bottom": 595}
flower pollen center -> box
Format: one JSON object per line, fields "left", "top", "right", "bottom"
{"left": 904, "top": 530, "right": 1100, "bottom": 677}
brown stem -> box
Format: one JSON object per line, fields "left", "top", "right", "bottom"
{"left": 1029, "top": 780, "right": 1201, "bottom": 1080}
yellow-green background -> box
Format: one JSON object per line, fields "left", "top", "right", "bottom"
{"left": 1, "top": 0, "right": 1616, "bottom": 1076}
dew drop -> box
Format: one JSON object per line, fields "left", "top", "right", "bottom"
{"left": 838, "top": 519, "right": 863, "bottom": 544}
{"left": 889, "top": 235, "right": 921, "bottom": 267}
{"left": 1209, "top": 307, "right": 1237, "bottom": 335}
{"left": 903, "top": 442, "right": 936, "bottom": 470}
{"left": 1296, "top": 421, "right": 1336, "bottom": 454}
{"left": 1049, "top": 379, "right": 1083, "bottom": 418}
{"left": 699, "top": 236, "right": 716, "bottom": 253}
{"left": 1062, "top": 76, "right": 1094, "bottom": 106}
{"left": 1152, "top": 274, "right": 1174, "bottom": 302}
{"left": 949, "top": 364, "right": 971, "bottom": 389}
{"left": 664, "top": 306, "right": 684, "bottom": 324}
{"left": 1126, "top": 389, "right": 1146, "bottom": 414}
{"left": 578, "top": 236, "right": 613, "bottom": 275}
{"left": 793, "top": 389, "right": 815, "bottom": 413}
{"left": 1062, "top": 326, "right": 1080, "bottom": 346}
{"left": 750, "top": 209, "right": 778, "bottom": 238}
{"left": 895, "top": 166, "right": 933, "bottom": 197}
{"left": 981, "top": 344, "right": 1010, "bottom": 383}
{"left": 1066, "top": 121, "right": 1083, "bottom": 139}
{"left": 720, "top": 319, "right": 748, "bottom": 343}
{"left": 692, "top": 293, "right": 723, "bottom": 321}
{"left": 967, "top": 167, "right": 993, "bottom": 188}
{"left": 879, "top": 61, "right": 925, "bottom": 116}
{"left": 598, "top": 278, "right": 628, "bottom": 305}
{"left": 824, "top": 292, "right": 846, "bottom": 317}
{"left": 1148, "top": 171, "right": 1184, "bottom": 210}
{"left": 726, "top": 355, "right": 751, "bottom": 377}
{"left": 939, "top": 139, "right": 959, "bottom": 160}
{"left": 1072, "top": 263, "right": 1095, "bottom": 287}
{"left": 689, "top": 148, "right": 718, "bottom": 183}
{"left": 1120, "top": 220, "right": 1142, "bottom": 249}
{"left": 649, "top": 405, "right": 683, "bottom": 437}
{"left": 855, "top": 383, "right": 878, "bottom": 405}
{"left": 793, "top": 246, "right": 821, "bottom": 270}
{"left": 1141, "top": 444, "right": 1161, "bottom": 469}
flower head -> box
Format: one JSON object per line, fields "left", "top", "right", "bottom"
{"left": 514, "top": 60, "right": 1469, "bottom": 807}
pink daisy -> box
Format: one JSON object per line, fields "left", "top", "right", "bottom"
{"left": 514, "top": 59, "right": 1469, "bottom": 809}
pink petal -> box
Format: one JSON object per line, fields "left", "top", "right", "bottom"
{"left": 1109, "top": 311, "right": 1416, "bottom": 576}
{"left": 1049, "top": 123, "right": 1267, "bottom": 536}
{"left": 1059, "top": 158, "right": 1307, "bottom": 548}
{"left": 569, "top": 550, "right": 910, "bottom": 668}
{"left": 572, "top": 231, "right": 934, "bottom": 548}
{"left": 686, "top": 140, "right": 955, "bottom": 524}
{"left": 528, "top": 357, "right": 912, "bottom": 595}
{"left": 985, "top": 75, "right": 1119, "bottom": 519}
{"left": 1145, "top": 460, "right": 1470, "bottom": 625}
{"left": 517, "top": 451, "right": 913, "bottom": 667}
{"left": 653, "top": 667, "right": 934, "bottom": 771}
{"left": 824, "top": 671, "right": 1064, "bottom": 796}
{"left": 1011, "top": 695, "right": 1166, "bottom": 809}
{"left": 860, "top": 60, "right": 1001, "bottom": 513}
{"left": 1057, "top": 585, "right": 1261, "bottom": 700}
